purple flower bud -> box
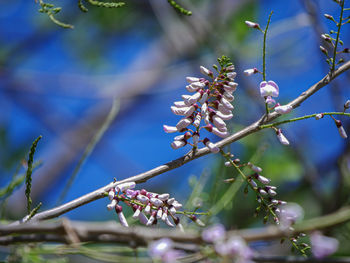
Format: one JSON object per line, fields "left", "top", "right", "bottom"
{"left": 193, "top": 113, "right": 201, "bottom": 127}
{"left": 163, "top": 125, "right": 178, "bottom": 133}
{"left": 200, "top": 66, "right": 213, "bottom": 77}
{"left": 171, "top": 140, "right": 187, "bottom": 149}
{"left": 172, "top": 201, "right": 182, "bottom": 209}
{"left": 138, "top": 212, "right": 149, "bottom": 225}
{"left": 157, "top": 208, "right": 163, "bottom": 219}
{"left": 115, "top": 205, "right": 129, "bottom": 227}
{"left": 150, "top": 197, "right": 163, "bottom": 207}
{"left": 186, "top": 76, "right": 200, "bottom": 83}
{"left": 224, "top": 161, "right": 232, "bottom": 167}
{"left": 276, "top": 129, "right": 290, "bottom": 145}
{"left": 320, "top": 46, "right": 328, "bottom": 56}
{"left": 173, "top": 101, "right": 187, "bottom": 107}
{"left": 176, "top": 117, "right": 192, "bottom": 130}
{"left": 146, "top": 211, "right": 157, "bottom": 226}
{"left": 321, "top": 34, "right": 332, "bottom": 43}
{"left": 212, "top": 127, "right": 229, "bottom": 138}
{"left": 144, "top": 203, "right": 151, "bottom": 214}
{"left": 245, "top": 20, "right": 260, "bottom": 29}
{"left": 132, "top": 206, "right": 141, "bottom": 218}
{"left": 203, "top": 138, "right": 220, "bottom": 153}
{"left": 107, "top": 199, "right": 117, "bottom": 210}
{"left": 255, "top": 174, "right": 271, "bottom": 185}
{"left": 248, "top": 162, "right": 262, "bottom": 173}
{"left": 227, "top": 72, "right": 237, "bottom": 79}
{"left": 157, "top": 193, "right": 170, "bottom": 200}
{"left": 274, "top": 104, "right": 293, "bottom": 114}
{"left": 335, "top": 120, "right": 347, "bottom": 139}
{"left": 344, "top": 100, "right": 350, "bottom": 109}
{"left": 244, "top": 68, "right": 258, "bottom": 76}
{"left": 115, "top": 182, "right": 136, "bottom": 192}
{"left": 167, "top": 198, "right": 175, "bottom": 205}
{"left": 137, "top": 194, "right": 149, "bottom": 204}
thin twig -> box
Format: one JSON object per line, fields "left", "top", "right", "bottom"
{"left": 2, "top": 205, "right": 350, "bottom": 245}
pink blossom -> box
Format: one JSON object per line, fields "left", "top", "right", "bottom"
{"left": 171, "top": 140, "right": 186, "bottom": 149}
{"left": 260, "top": 80, "right": 279, "bottom": 97}
{"left": 202, "top": 224, "right": 226, "bottom": 243}
{"left": 311, "top": 232, "right": 339, "bottom": 258}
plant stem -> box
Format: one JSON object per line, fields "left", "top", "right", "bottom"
{"left": 259, "top": 112, "right": 350, "bottom": 129}
{"left": 331, "top": 0, "right": 345, "bottom": 72}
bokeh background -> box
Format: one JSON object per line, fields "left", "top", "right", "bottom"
{"left": 1, "top": 0, "right": 350, "bottom": 258}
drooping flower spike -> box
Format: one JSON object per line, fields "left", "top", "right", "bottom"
{"left": 164, "top": 59, "right": 237, "bottom": 153}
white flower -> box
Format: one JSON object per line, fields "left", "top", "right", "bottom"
{"left": 260, "top": 80, "right": 279, "bottom": 97}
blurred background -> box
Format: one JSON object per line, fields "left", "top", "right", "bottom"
{"left": 1, "top": 0, "right": 350, "bottom": 259}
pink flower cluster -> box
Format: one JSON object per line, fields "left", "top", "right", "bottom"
{"left": 107, "top": 182, "right": 184, "bottom": 229}
{"left": 202, "top": 224, "right": 254, "bottom": 262}
{"left": 163, "top": 64, "right": 237, "bottom": 153}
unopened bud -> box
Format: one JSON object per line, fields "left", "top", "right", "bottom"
{"left": 335, "top": 120, "right": 347, "bottom": 139}
{"left": 319, "top": 46, "right": 328, "bottom": 56}
{"left": 245, "top": 20, "right": 260, "bottom": 29}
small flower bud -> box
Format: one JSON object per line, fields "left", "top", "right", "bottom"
{"left": 344, "top": 100, "right": 350, "bottom": 109}
{"left": 244, "top": 68, "right": 258, "bottom": 76}
{"left": 224, "top": 161, "right": 232, "bottom": 167}
{"left": 200, "top": 66, "right": 213, "bottom": 77}
{"left": 115, "top": 182, "right": 136, "bottom": 192}
{"left": 315, "top": 113, "right": 324, "bottom": 120}
{"left": 245, "top": 20, "right": 260, "bottom": 29}
{"left": 190, "top": 215, "right": 205, "bottom": 227}
{"left": 255, "top": 174, "right": 271, "bottom": 185}
{"left": 248, "top": 162, "right": 262, "bottom": 173}
{"left": 335, "top": 120, "right": 347, "bottom": 139}
{"left": 276, "top": 129, "right": 290, "bottom": 146}
{"left": 186, "top": 77, "right": 200, "bottom": 83}
{"left": 274, "top": 104, "right": 293, "bottom": 115}
{"left": 320, "top": 46, "right": 328, "bottom": 56}
{"left": 203, "top": 138, "right": 220, "bottom": 153}
{"left": 324, "top": 14, "right": 334, "bottom": 20}
{"left": 321, "top": 34, "right": 332, "bottom": 43}
{"left": 107, "top": 199, "right": 117, "bottom": 210}
{"left": 108, "top": 190, "right": 115, "bottom": 200}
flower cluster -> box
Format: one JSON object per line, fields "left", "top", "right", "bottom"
{"left": 163, "top": 58, "right": 237, "bottom": 153}
{"left": 106, "top": 182, "right": 185, "bottom": 229}
{"left": 202, "top": 224, "right": 253, "bottom": 262}
{"left": 224, "top": 155, "right": 287, "bottom": 225}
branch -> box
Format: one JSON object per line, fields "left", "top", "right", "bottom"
{"left": 11, "top": 60, "right": 350, "bottom": 224}
{"left": 3, "top": 205, "right": 350, "bottom": 245}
